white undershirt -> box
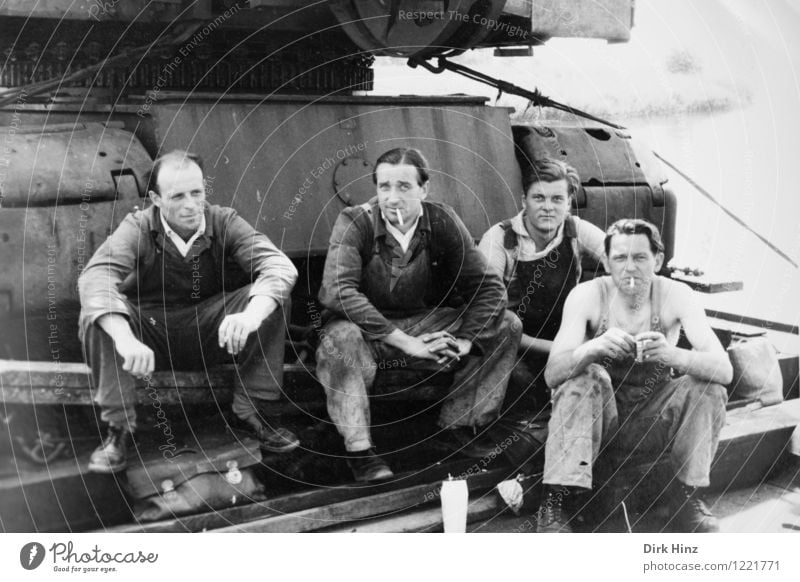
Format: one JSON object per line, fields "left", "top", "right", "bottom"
{"left": 159, "top": 211, "right": 206, "bottom": 258}
{"left": 382, "top": 206, "right": 423, "bottom": 253}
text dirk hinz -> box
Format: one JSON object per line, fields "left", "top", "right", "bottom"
{"left": 644, "top": 543, "right": 698, "bottom": 554}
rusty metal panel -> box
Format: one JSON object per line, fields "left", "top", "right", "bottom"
{"left": 147, "top": 97, "right": 521, "bottom": 255}
{"left": 0, "top": 123, "right": 151, "bottom": 323}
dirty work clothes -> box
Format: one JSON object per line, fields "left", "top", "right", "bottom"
{"left": 542, "top": 364, "right": 727, "bottom": 488}
{"left": 83, "top": 285, "right": 288, "bottom": 430}
{"left": 543, "top": 277, "right": 727, "bottom": 489}
{"left": 78, "top": 204, "right": 297, "bottom": 340}
{"left": 479, "top": 211, "right": 604, "bottom": 302}
{"left": 316, "top": 309, "right": 521, "bottom": 452}
{"left": 319, "top": 198, "right": 507, "bottom": 344}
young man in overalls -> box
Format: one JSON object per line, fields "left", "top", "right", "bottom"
{"left": 537, "top": 219, "right": 732, "bottom": 532}
{"left": 479, "top": 158, "right": 605, "bottom": 416}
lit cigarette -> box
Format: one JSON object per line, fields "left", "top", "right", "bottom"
{"left": 395, "top": 208, "right": 404, "bottom": 227}
{"left": 629, "top": 278, "right": 635, "bottom": 289}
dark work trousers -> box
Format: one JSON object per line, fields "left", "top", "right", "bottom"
{"left": 316, "top": 308, "right": 521, "bottom": 452}
{"left": 83, "top": 285, "right": 287, "bottom": 430}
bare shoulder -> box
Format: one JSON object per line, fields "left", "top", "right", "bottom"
{"left": 658, "top": 276, "right": 707, "bottom": 328}
{"left": 565, "top": 278, "right": 604, "bottom": 321}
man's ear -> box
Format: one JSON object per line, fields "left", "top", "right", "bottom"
{"left": 654, "top": 251, "right": 665, "bottom": 273}
{"left": 148, "top": 191, "right": 161, "bottom": 208}
{"left": 419, "top": 181, "right": 429, "bottom": 199}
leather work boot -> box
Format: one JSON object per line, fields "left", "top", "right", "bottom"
{"left": 667, "top": 481, "right": 720, "bottom": 533}
{"left": 237, "top": 415, "right": 300, "bottom": 454}
{"left": 535, "top": 486, "right": 574, "bottom": 533}
{"left": 88, "top": 426, "right": 132, "bottom": 473}
{"left": 346, "top": 448, "right": 394, "bottom": 483}
{"left": 434, "top": 426, "right": 498, "bottom": 459}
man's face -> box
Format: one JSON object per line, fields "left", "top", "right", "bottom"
{"left": 375, "top": 162, "right": 428, "bottom": 229}
{"left": 150, "top": 160, "right": 206, "bottom": 238}
{"left": 603, "top": 233, "right": 664, "bottom": 293}
{"left": 523, "top": 179, "right": 571, "bottom": 238}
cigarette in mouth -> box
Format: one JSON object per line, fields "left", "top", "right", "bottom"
{"left": 629, "top": 277, "right": 635, "bottom": 289}
{"left": 395, "top": 208, "right": 404, "bottom": 227}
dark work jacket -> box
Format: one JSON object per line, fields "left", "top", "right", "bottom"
{"left": 78, "top": 203, "right": 297, "bottom": 339}
{"left": 319, "top": 198, "right": 507, "bottom": 342}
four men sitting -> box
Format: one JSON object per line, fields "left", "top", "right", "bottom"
{"left": 80, "top": 148, "right": 733, "bottom": 531}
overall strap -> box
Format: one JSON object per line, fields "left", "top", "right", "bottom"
{"left": 596, "top": 277, "right": 611, "bottom": 334}
{"left": 650, "top": 276, "right": 662, "bottom": 329}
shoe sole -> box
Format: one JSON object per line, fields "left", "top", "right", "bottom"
{"left": 354, "top": 469, "right": 395, "bottom": 483}
{"left": 260, "top": 439, "right": 301, "bottom": 454}
{"left": 87, "top": 461, "right": 127, "bottom": 474}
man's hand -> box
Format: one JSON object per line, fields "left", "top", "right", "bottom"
{"left": 115, "top": 335, "right": 155, "bottom": 379}
{"left": 578, "top": 327, "right": 635, "bottom": 361}
{"left": 636, "top": 331, "right": 675, "bottom": 366}
{"left": 422, "top": 331, "right": 471, "bottom": 365}
{"left": 218, "top": 313, "right": 261, "bottom": 355}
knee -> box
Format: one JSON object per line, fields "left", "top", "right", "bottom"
{"left": 682, "top": 377, "right": 728, "bottom": 411}
{"left": 553, "top": 364, "right": 612, "bottom": 402}
{"left": 501, "top": 310, "right": 523, "bottom": 342}
{"left": 584, "top": 363, "right": 613, "bottom": 389}
{"left": 315, "top": 320, "right": 364, "bottom": 362}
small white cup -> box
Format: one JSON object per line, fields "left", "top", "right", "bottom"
{"left": 441, "top": 478, "right": 468, "bottom": 533}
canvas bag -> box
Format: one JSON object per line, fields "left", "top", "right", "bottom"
{"left": 727, "top": 337, "right": 784, "bottom": 406}
{"left": 126, "top": 438, "right": 267, "bottom": 522}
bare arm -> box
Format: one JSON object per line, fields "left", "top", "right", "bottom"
{"left": 545, "top": 283, "right": 635, "bottom": 388}
{"left": 96, "top": 313, "right": 155, "bottom": 378}
{"left": 520, "top": 334, "right": 553, "bottom": 355}
{"left": 638, "top": 283, "right": 733, "bottom": 384}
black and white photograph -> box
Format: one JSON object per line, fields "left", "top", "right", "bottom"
{"left": 0, "top": 0, "right": 798, "bottom": 579}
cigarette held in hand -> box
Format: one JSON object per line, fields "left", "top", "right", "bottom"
{"left": 395, "top": 208, "right": 404, "bottom": 227}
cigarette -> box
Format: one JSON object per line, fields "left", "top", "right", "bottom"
{"left": 629, "top": 277, "right": 635, "bottom": 289}
{"left": 395, "top": 208, "right": 404, "bottom": 227}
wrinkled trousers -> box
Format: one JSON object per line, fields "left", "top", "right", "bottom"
{"left": 83, "top": 285, "right": 288, "bottom": 430}
{"left": 316, "top": 309, "right": 521, "bottom": 452}
{"left": 543, "top": 363, "right": 727, "bottom": 489}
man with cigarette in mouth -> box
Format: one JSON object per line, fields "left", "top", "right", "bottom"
{"left": 536, "top": 219, "right": 732, "bottom": 533}
{"left": 317, "top": 147, "right": 521, "bottom": 482}
{"left": 79, "top": 150, "right": 299, "bottom": 473}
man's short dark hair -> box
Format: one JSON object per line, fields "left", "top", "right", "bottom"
{"left": 146, "top": 150, "right": 205, "bottom": 195}
{"left": 604, "top": 218, "right": 665, "bottom": 256}
{"left": 520, "top": 157, "right": 580, "bottom": 197}
{"left": 373, "top": 147, "right": 430, "bottom": 186}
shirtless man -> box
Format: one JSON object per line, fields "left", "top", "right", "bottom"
{"left": 537, "top": 219, "right": 732, "bottom": 533}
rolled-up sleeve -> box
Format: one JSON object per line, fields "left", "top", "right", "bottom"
{"left": 77, "top": 212, "right": 141, "bottom": 338}
{"left": 478, "top": 223, "right": 510, "bottom": 282}
{"left": 318, "top": 209, "right": 396, "bottom": 339}
{"left": 224, "top": 211, "right": 297, "bottom": 306}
